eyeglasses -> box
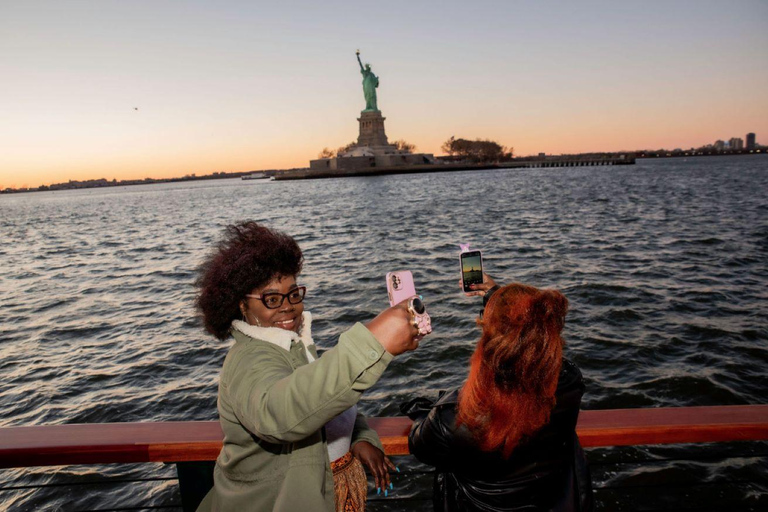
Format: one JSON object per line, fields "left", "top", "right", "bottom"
{"left": 246, "top": 286, "right": 306, "bottom": 310}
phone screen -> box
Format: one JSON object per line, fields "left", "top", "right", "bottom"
{"left": 461, "top": 251, "right": 483, "bottom": 291}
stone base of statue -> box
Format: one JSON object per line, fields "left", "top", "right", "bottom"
{"left": 356, "top": 110, "right": 392, "bottom": 148}
{"left": 309, "top": 109, "right": 435, "bottom": 173}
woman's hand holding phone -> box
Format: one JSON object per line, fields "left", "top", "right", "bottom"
{"left": 365, "top": 300, "right": 421, "bottom": 355}
{"left": 461, "top": 273, "right": 498, "bottom": 298}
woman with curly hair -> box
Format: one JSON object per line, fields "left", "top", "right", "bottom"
{"left": 402, "top": 275, "right": 593, "bottom": 512}
{"left": 195, "top": 221, "right": 423, "bottom": 512}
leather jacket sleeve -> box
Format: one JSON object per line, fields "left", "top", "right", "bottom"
{"left": 406, "top": 390, "right": 465, "bottom": 471}
{"left": 483, "top": 284, "right": 501, "bottom": 309}
{"left": 400, "top": 396, "right": 435, "bottom": 422}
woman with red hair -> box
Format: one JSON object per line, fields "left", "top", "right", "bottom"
{"left": 403, "top": 276, "right": 593, "bottom": 511}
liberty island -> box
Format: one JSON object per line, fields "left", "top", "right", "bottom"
{"left": 277, "top": 51, "right": 638, "bottom": 180}
{"left": 303, "top": 50, "right": 436, "bottom": 176}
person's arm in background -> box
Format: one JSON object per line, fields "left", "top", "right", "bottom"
{"left": 351, "top": 413, "right": 397, "bottom": 493}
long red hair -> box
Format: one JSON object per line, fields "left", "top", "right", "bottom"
{"left": 457, "top": 283, "right": 568, "bottom": 458}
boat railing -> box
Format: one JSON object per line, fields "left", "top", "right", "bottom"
{"left": 1, "top": 405, "right": 766, "bottom": 511}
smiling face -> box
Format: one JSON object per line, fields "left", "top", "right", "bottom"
{"left": 241, "top": 274, "right": 304, "bottom": 333}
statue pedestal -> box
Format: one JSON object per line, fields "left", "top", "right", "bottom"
{"left": 356, "top": 111, "right": 392, "bottom": 148}
{"left": 308, "top": 106, "right": 436, "bottom": 173}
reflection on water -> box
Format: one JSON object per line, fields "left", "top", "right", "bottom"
{"left": 0, "top": 155, "right": 766, "bottom": 510}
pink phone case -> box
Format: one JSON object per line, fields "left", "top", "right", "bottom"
{"left": 386, "top": 271, "right": 416, "bottom": 306}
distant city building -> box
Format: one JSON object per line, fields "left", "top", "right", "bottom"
{"left": 713, "top": 140, "right": 725, "bottom": 150}
{"left": 746, "top": 133, "right": 756, "bottom": 150}
{"left": 729, "top": 138, "right": 744, "bottom": 150}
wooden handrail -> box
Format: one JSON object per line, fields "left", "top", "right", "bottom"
{"left": 1, "top": 405, "right": 766, "bottom": 469}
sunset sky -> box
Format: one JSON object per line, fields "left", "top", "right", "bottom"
{"left": 1, "top": 0, "right": 767, "bottom": 189}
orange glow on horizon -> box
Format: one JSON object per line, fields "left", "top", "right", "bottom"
{"left": 1, "top": 2, "right": 766, "bottom": 190}
{"left": 2, "top": 121, "right": 767, "bottom": 190}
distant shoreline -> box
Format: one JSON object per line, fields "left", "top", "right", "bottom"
{"left": 2, "top": 151, "right": 765, "bottom": 195}
{"left": 635, "top": 148, "right": 764, "bottom": 159}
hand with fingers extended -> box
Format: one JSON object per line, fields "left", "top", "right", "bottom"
{"left": 460, "top": 272, "right": 499, "bottom": 298}
{"left": 351, "top": 441, "right": 398, "bottom": 497}
{"left": 365, "top": 299, "right": 422, "bottom": 355}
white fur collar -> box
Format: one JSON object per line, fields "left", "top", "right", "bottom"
{"left": 231, "top": 311, "right": 315, "bottom": 362}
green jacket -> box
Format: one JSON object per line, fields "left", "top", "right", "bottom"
{"left": 198, "top": 312, "right": 393, "bottom": 511}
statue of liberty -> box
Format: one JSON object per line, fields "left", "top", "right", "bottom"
{"left": 356, "top": 50, "right": 379, "bottom": 112}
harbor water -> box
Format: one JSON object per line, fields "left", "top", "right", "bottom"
{"left": 0, "top": 155, "right": 766, "bottom": 510}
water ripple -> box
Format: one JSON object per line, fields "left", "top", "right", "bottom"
{"left": 0, "top": 155, "right": 766, "bottom": 509}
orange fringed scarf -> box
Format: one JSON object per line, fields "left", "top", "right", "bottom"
{"left": 331, "top": 451, "right": 368, "bottom": 512}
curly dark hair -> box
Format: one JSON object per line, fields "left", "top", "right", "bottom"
{"left": 195, "top": 221, "right": 304, "bottom": 340}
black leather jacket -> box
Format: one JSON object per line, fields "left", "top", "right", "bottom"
{"left": 402, "top": 359, "right": 593, "bottom": 512}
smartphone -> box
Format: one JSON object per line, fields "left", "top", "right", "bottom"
{"left": 386, "top": 271, "right": 416, "bottom": 306}
{"left": 460, "top": 250, "right": 483, "bottom": 292}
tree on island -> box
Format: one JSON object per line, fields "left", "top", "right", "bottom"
{"left": 393, "top": 139, "right": 416, "bottom": 153}
{"left": 336, "top": 141, "right": 357, "bottom": 156}
{"left": 318, "top": 147, "right": 336, "bottom": 159}
{"left": 441, "top": 136, "right": 514, "bottom": 163}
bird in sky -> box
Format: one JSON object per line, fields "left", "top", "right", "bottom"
{"left": 134, "top": 107, "right": 138, "bottom": 111}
